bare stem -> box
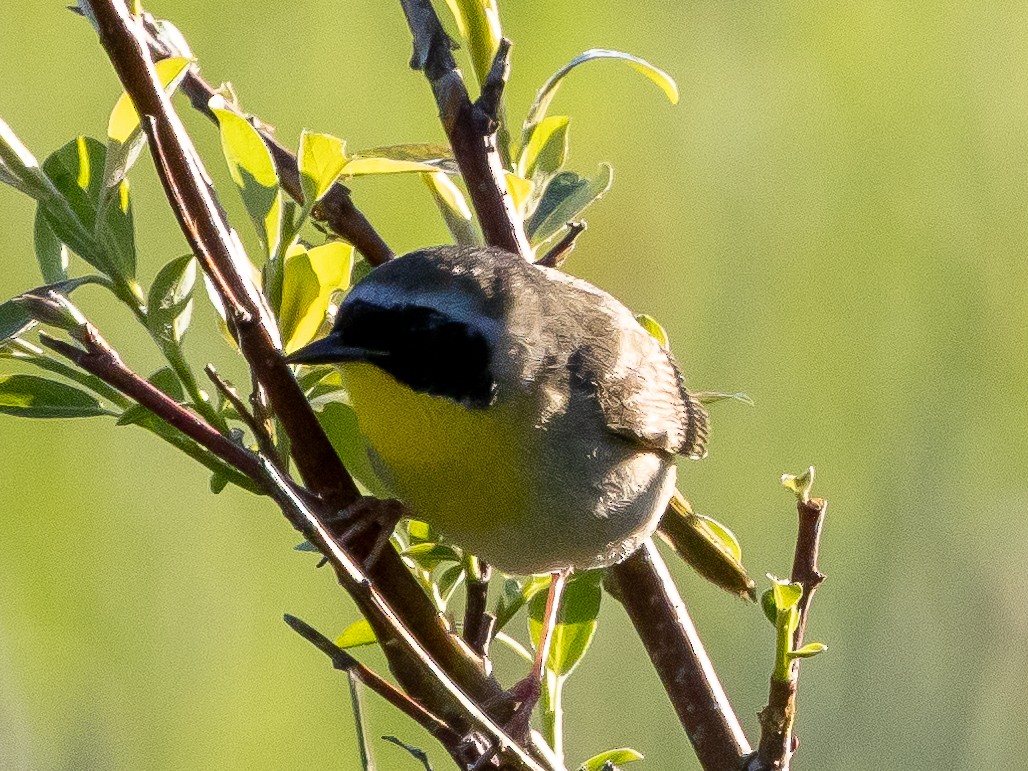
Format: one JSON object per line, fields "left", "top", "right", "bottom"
{"left": 604, "top": 541, "right": 751, "bottom": 771}
{"left": 397, "top": 0, "right": 530, "bottom": 258}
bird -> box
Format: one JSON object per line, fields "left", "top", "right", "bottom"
{"left": 286, "top": 244, "right": 709, "bottom": 723}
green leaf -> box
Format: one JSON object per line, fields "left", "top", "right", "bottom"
{"left": 526, "top": 164, "right": 613, "bottom": 246}
{"left": 40, "top": 136, "right": 137, "bottom": 282}
{"left": 0, "top": 374, "right": 113, "bottom": 419}
{"left": 34, "top": 208, "right": 69, "bottom": 283}
{"left": 579, "top": 748, "right": 645, "bottom": 771}
{"left": 279, "top": 241, "right": 355, "bottom": 354}
{"left": 147, "top": 254, "right": 196, "bottom": 344}
{"left": 494, "top": 574, "right": 551, "bottom": 632}
{"left": 696, "top": 390, "right": 754, "bottom": 407}
{"left": 104, "top": 56, "right": 191, "bottom": 193}
{"left": 423, "top": 172, "right": 479, "bottom": 246}
{"left": 528, "top": 572, "right": 602, "bottom": 678}
{"left": 437, "top": 562, "right": 466, "bottom": 605}
{"left": 298, "top": 130, "right": 347, "bottom": 207}
{"left": 781, "top": 466, "right": 815, "bottom": 504}
{"left": 402, "top": 542, "right": 462, "bottom": 571}
{"left": 525, "top": 49, "right": 678, "bottom": 130}
{"left": 761, "top": 589, "right": 777, "bottom": 625}
{"left": 788, "top": 642, "right": 828, "bottom": 660}
{"left": 209, "top": 95, "right": 282, "bottom": 256}
{"left": 695, "top": 513, "right": 743, "bottom": 563}
{"left": 0, "top": 276, "right": 106, "bottom": 342}
{"left": 442, "top": 0, "right": 503, "bottom": 89}
{"left": 518, "top": 115, "right": 570, "bottom": 182}
{"left": 635, "top": 313, "right": 669, "bottom": 349}
{"left": 770, "top": 578, "right": 804, "bottom": 613}
{"left": 0, "top": 117, "right": 55, "bottom": 200}
{"left": 335, "top": 618, "right": 378, "bottom": 649}
{"left": 355, "top": 143, "right": 454, "bottom": 167}
{"left": 340, "top": 157, "right": 440, "bottom": 176}
{"left": 406, "top": 519, "right": 435, "bottom": 544}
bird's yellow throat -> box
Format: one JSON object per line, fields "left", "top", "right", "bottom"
{"left": 340, "top": 361, "right": 528, "bottom": 535}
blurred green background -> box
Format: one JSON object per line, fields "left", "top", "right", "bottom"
{"left": 3, "top": 1, "right": 1027, "bottom": 769}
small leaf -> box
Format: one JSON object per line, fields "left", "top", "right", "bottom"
{"left": 403, "top": 542, "right": 462, "bottom": 571}
{"left": 209, "top": 95, "right": 282, "bottom": 256}
{"left": 355, "top": 143, "right": 454, "bottom": 167}
{"left": 635, "top": 313, "right": 669, "bottom": 349}
{"left": 423, "top": 172, "right": 479, "bottom": 246}
{"left": 147, "top": 254, "right": 196, "bottom": 344}
{"left": 781, "top": 466, "right": 815, "bottom": 504}
{"left": 580, "top": 748, "right": 645, "bottom": 771}
{"left": 34, "top": 208, "right": 69, "bottom": 283}
{"left": 696, "top": 390, "right": 754, "bottom": 407}
{"left": 335, "top": 618, "right": 378, "bottom": 649}
{"left": 0, "top": 277, "right": 104, "bottom": 341}
{"left": 441, "top": 0, "right": 503, "bottom": 89}
{"left": 788, "top": 642, "right": 828, "bottom": 660}
{"left": 770, "top": 578, "right": 803, "bottom": 613}
{"left": 279, "top": 241, "right": 355, "bottom": 354}
{"left": 437, "top": 562, "right": 466, "bottom": 604}
{"left": 406, "top": 520, "right": 435, "bottom": 544}
{"left": 528, "top": 571, "right": 602, "bottom": 678}
{"left": 340, "top": 157, "right": 440, "bottom": 176}
{"left": 108, "top": 57, "right": 192, "bottom": 143}
{"left": 494, "top": 574, "right": 551, "bottom": 632}
{"left": 210, "top": 474, "right": 229, "bottom": 494}
{"left": 0, "top": 117, "right": 54, "bottom": 200}
{"left": 694, "top": 513, "right": 742, "bottom": 563}
{"left": 298, "top": 130, "right": 347, "bottom": 207}
{"left": 526, "top": 164, "right": 613, "bottom": 246}
{"left": 0, "top": 300, "right": 35, "bottom": 342}
{"left": 761, "top": 589, "right": 777, "bottom": 625}
{"left": 518, "top": 115, "right": 570, "bottom": 181}
{"left": 526, "top": 49, "right": 678, "bottom": 130}
{"left": 41, "top": 136, "right": 137, "bottom": 281}
{"left": 0, "top": 374, "right": 113, "bottom": 419}
{"left": 505, "top": 172, "right": 533, "bottom": 214}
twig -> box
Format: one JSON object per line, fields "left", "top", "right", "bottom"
{"left": 604, "top": 540, "right": 751, "bottom": 771}
{"left": 383, "top": 736, "right": 435, "bottom": 771}
{"left": 397, "top": 0, "right": 530, "bottom": 258}
{"left": 135, "top": 13, "right": 394, "bottom": 266}
{"left": 536, "top": 222, "right": 585, "bottom": 268}
{"left": 284, "top": 614, "right": 458, "bottom": 750}
{"left": 750, "top": 496, "right": 828, "bottom": 771}
{"left": 463, "top": 558, "right": 495, "bottom": 658}
{"left": 204, "top": 363, "right": 280, "bottom": 463}
{"left": 348, "top": 671, "right": 376, "bottom": 771}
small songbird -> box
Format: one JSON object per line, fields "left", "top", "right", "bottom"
{"left": 286, "top": 244, "right": 709, "bottom": 717}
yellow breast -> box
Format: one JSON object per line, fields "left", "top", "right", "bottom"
{"left": 340, "top": 361, "right": 529, "bottom": 536}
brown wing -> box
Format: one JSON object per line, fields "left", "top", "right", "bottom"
{"left": 565, "top": 304, "right": 709, "bottom": 460}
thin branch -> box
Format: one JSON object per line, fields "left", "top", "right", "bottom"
{"left": 135, "top": 13, "right": 395, "bottom": 266}
{"left": 204, "top": 363, "right": 280, "bottom": 463}
{"left": 284, "top": 614, "right": 459, "bottom": 750}
{"left": 750, "top": 496, "right": 828, "bottom": 771}
{"left": 536, "top": 222, "right": 585, "bottom": 268}
{"left": 397, "top": 1, "right": 530, "bottom": 258}
{"left": 463, "top": 558, "right": 495, "bottom": 658}
{"left": 604, "top": 540, "right": 751, "bottom": 771}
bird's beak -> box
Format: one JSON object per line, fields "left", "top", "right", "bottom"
{"left": 284, "top": 335, "right": 371, "bottom": 365}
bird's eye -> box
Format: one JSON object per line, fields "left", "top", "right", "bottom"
{"left": 338, "top": 300, "right": 496, "bottom": 408}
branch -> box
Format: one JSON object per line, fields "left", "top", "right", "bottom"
{"left": 397, "top": 1, "right": 530, "bottom": 258}
{"left": 750, "top": 495, "right": 828, "bottom": 771}
{"left": 604, "top": 541, "right": 751, "bottom": 771}
{"left": 135, "top": 13, "right": 394, "bottom": 266}
{"left": 536, "top": 222, "right": 585, "bottom": 268}
{"left": 463, "top": 558, "right": 495, "bottom": 658}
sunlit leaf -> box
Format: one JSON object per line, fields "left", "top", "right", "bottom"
{"left": 335, "top": 618, "right": 377, "bottom": 649}
{"left": 528, "top": 571, "right": 602, "bottom": 677}
{"left": 104, "top": 56, "right": 191, "bottom": 191}
{"left": 505, "top": 172, "right": 533, "bottom": 214}
{"left": 0, "top": 374, "right": 114, "bottom": 419}
{"left": 341, "top": 157, "right": 440, "bottom": 176}
{"left": 442, "top": 0, "right": 503, "bottom": 89}
{"left": 770, "top": 578, "right": 804, "bottom": 613}
{"left": 525, "top": 49, "right": 678, "bottom": 131}
{"left": 494, "top": 574, "right": 551, "bottom": 632}
{"left": 209, "top": 95, "right": 281, "bottom": 256}
{"left": 781, "top": 466, "right": 815, "bottom": 504}
{"left": 298, "top": 130, "right": 347, "bottom": 207}
{"left": 635, "top": 313, "right": 669, "bottom": 349}
{"left": 788, "top": 642, "right": 828, "bottom": 660}
{"left": 403, "top": 542, "right": 462, "bottom": 571}
{"left": 0, "top": 117, "right": 54, "bottom": 200}
{"left": 423, "top": 172, "right": 478, "bottom": 246}
{"left": 147, "top": 254, "right": 196, "bottom": 344}
{"left": 579, "top": 748, "right": 645, "bottom": 770}
{"left": 356, "top": 143, "right": 454, "bottom": 167}
{"left": 695, "top": 513, "right": 743, "bottom": 562}
{"left": 279, "top": 241, "right": 354, "bottom": 354}
{"left": 518, "top": 115, "right": 570, "bottom": 181}
{"left": 526, "top": 164, "right": 612, "bottom": 246}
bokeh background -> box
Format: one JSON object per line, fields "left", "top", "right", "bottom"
{"left": 3, "top": 1, "right": 1027, "bottom": 769}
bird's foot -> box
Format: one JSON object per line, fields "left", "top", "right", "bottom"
{"left": 322, "top": 496, "right": 405, "bottom": 569}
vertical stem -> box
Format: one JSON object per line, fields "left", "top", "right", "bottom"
{"left": 348, "top": 671, "right": 376, "bottom": 771}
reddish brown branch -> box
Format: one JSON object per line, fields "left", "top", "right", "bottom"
{"left": 604, "top": 541, "right": 751, "bottom": 770}
{"left": 397, "top": 1, "right": 530, "bottom": 258}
